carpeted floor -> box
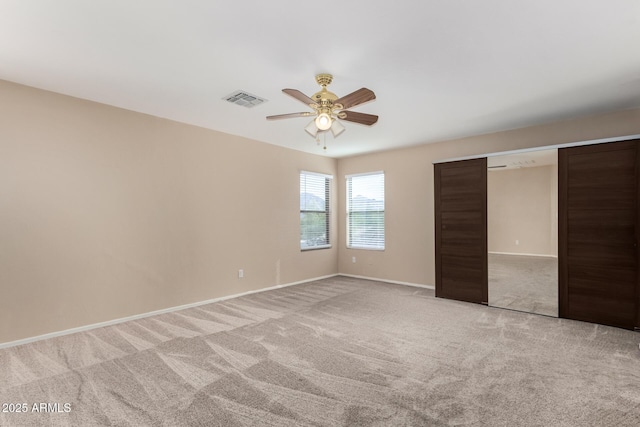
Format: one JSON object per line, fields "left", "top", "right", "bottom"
{"left": 1, "top": 276, "right": 639, "bottom": 426}
{"left": 489, "top": 253, "right": 558, "bottom": 317}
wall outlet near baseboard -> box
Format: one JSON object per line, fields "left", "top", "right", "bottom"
{"left": 238, "top": 269, "right": 244, "bottom": 278}
{"left": 352, "top": 256, "right": 356, "bottom": 263}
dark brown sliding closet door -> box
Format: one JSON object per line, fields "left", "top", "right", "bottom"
{"left": 435, "top": 158, "right": 488, "bottom": 304}
{"left": 559, "top": 140, "right": 639, "bottom": 330}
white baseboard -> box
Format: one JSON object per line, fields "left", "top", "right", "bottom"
{"left": 339, "top": 274, "right": 435, "bottom": 290}
{"left": 0, "top": 273, "right": 340, "bottom": 350}
{"left": 489, "top": 251, "right": 558, "bottom": 258}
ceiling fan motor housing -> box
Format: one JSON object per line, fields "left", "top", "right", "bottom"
{"left": 312, "top": 74, "right": 341, "bottom": 112}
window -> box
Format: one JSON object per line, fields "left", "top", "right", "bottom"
{"left": 300, "top": 171, "right": 332, "bottom": 250}
{"left": 347, "top": 171, "right": 385, "bottom": 250}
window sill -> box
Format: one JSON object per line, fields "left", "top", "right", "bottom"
{"left": 346, "top": 246, "right": 385, "bottom": 251}
{"left": 301, "top": 245, "right": 332, "bottom": 252}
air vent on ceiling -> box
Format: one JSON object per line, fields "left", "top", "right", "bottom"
{"left": 223, "top": 90, "right": 267, "bottom": 108}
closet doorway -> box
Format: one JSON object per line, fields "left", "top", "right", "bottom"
{"left": 434, "top": 137, "right": 639, "bottom": 330}
{"left": 487, "top": 149, "right": 558, "bottom": 317}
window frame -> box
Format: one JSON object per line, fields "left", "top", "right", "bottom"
{"left": 300, "top": 171, "right": 332, "bottom": 251}
{"left": 346, "top": 171, "right": 385, "bottom": 251}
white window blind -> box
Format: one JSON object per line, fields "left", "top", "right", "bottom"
{"left": 300, "top": 171, "right": 332, "bottom": 250}
{"left": 346, "top": 171, "right": 385, "bottom": 250}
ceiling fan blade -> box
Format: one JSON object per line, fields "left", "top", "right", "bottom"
{"left": 340, "top": 110, "right": 378, "bottom": 126}
{"left": 266, "top": 112, "right": 314, "bottom": 120}
{"left": 335, "top": 88, "right": 376, "bottom": 110}
{"left": 282, "top": 89, "right": 317, "bottom": 106}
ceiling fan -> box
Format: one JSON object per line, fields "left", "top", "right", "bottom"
{"left": 266, "top": 74, "right": 378, "bottom": 139}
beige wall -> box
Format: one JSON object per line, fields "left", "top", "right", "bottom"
{"left": 337, "top": 107, "right": 640, "bottom": 285}
{"left": 488, "top": 165, "right": 558, "bottom": 256}
{"left": 0, "top": 80, "right": 337, "bottom": 344}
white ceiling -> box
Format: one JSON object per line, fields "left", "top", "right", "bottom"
{"left": 1, "top": 1, "right": 639, "bottom": 158}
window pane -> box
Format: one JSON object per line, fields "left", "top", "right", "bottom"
{"left": 348, "top": 211, "right": 385, "bottom": 248}
{"left": 300, "top": 212, "right": 328, "bottom": 249}
{"left": 300, "top": 173, "right": 327, "bottom": 211}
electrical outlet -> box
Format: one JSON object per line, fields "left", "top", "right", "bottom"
{"left": 515, "top": 240, "right": 519, "bottom": 245}
{"left": 352, "top": 256, "right": 356, "bottom": 263}
{"left": 238, "top": 269, "right": 244, "bottom": 278}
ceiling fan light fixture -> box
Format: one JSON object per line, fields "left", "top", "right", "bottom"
{"left": 330, "top": 119, "right": 345, "bottom": 138}
{"left": 315, "top": 113, "right": 332, "bottom": 130}
{"left": 304, "top": 120, "right": 318, "bottom": 138}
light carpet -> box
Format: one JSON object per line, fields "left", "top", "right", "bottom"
{"left": 0, "top": 276, "right": 639, "bottom": 426}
